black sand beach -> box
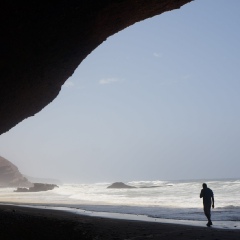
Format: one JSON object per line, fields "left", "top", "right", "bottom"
{"left": 0, "top": 204, "right": 239, "bottom": 240}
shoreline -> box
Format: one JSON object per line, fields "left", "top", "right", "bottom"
{"left": 1, "top": 202, "right": 240, "bottom": 230}
{"left": 0, "top": 203, "right": 240, "bottom": 240}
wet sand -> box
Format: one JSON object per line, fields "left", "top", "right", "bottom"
{"left": 0, "top": 204, "right": 239, "bottom": 240}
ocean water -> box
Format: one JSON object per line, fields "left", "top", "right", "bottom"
{"left": 1, "top": 179, "right": 240, "bottom": 228}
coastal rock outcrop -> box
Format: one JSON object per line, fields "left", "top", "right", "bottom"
{"left": 107, "top": 182, "right": 136, "bottom": 189}
{"left": 14, "top": 183, "right": 58, "bottom": 192}
{"left": 0, "top": 156, "right": 32, "bottom": 187}
{"left": 0, "top": 0, "right": 192, "bottom": 135}
{"left": 25, "top": 175, "right": 62, "bottom": 185}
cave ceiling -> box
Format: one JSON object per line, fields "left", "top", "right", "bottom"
{"left": 0, "top": 0, "right": 193, "bottom": 135}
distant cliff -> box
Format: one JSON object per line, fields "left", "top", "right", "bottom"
{"left": 0, "top": 156, "right": 32, "bottom": 187}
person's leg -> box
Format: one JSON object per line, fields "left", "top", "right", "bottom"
{"left": 204, "top": 205, "right": 212, "bottom": 226}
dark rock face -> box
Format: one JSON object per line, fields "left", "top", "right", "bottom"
{"left": 0, "top": 0, "right": 192, "bottom": 135}
{"left": 0, "top": 156, "right": 32, "bottom": 187}
{"left": 14, "top": 183, "right": 58, "bottom": 192}
{"left": 107, "top": 182, "right": 136, "bottom": 189}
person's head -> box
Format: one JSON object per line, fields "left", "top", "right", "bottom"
{"left": 202, "top": 183, "right": 207, "bottom": 189}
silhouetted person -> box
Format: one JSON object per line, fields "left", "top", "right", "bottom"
{"left": 200, "top": 183, "right": 214, "bottom": 227}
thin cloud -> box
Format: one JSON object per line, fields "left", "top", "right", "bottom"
{"left": 99, "top": 78, "right": 119, "bottom": 85}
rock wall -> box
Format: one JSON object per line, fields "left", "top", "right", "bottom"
{"left": 0, "top": 0, "right": 193, "bottom": 135}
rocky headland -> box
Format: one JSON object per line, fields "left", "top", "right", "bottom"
{"left": 0, "top": 156, "right": 32, "bottom": 187}
{"left": 0, "top": 156, "right": 59, "bottom": 192}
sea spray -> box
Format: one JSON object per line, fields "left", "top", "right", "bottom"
{"left": 1, "top": 179, "right": 239, "bottom": 222}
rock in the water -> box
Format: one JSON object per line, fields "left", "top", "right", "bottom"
{"left": 14, "top": 183, "right": 58, "bottom": 192}
{"left": 139, "top": 186, "right": 161, "bottom": 188}
{"left": 0, "top": 156, "right": 32, "bottom": 187}
{"left": 107, "top": 182, "right": 136, "bottom": 189}
{"left": 24, "top": 175, "right": 62, "bottom": 185}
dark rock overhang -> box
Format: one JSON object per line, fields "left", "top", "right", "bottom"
{"left": 0, "top": 0, "right": 193, "bottom": 135}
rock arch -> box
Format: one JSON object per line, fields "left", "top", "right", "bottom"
{"left": 0, "top": 0, "right": 192, "bottom": 135}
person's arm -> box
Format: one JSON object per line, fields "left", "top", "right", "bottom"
{"left": 200, "top": 189, "right": 203, "bottom": 198}
{"left": 212, "top": 196, "right": 214, "bottom": 208}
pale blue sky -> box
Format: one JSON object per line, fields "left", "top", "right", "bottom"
{"left": 0, "top": 0, "right": 240, "bottom": 183}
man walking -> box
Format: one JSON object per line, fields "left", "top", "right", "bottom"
{"left": 200, "top": 183, "right": 214, "bottom": 227}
